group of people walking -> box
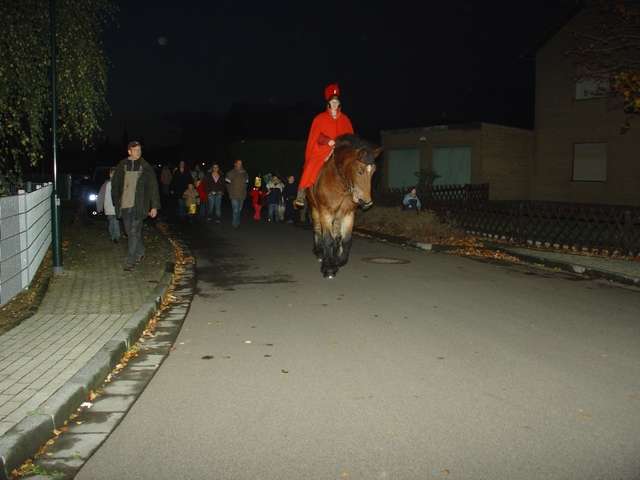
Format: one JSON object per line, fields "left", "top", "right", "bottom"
{"left": 96, "top": 82, "right": 357, "bottom": 271}
{"left": 248, "top": 174, "right": 298, "bottom": 224}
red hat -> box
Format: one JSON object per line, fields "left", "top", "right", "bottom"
{"left": 324, "top": 83, "right": 340, "bottom": 101}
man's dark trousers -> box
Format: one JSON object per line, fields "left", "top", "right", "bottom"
{"left": 121, "top": 208, "right": 144, "bottom": 266}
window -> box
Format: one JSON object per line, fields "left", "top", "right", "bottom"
{"left": 387, "top": 149, "right": 420, "bottom": 188}
{"left": 432, "top": 146, "right": 471, "bottom": 185}
{"left": 573, "top": 143, "right": 607, "bottom": 182}
{"left": 575, "top": 78, "right": 609, "bottom": 100}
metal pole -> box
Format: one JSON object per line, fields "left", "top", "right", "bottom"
{"left": 50, "top": 0, "right": 63, "bottom": 274}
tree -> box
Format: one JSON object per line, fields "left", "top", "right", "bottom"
{"left": 568, "top": 0, "right": 640, "bottom": 130}
{"left": 0, "top": 0, "right": 115, "bottom": 193}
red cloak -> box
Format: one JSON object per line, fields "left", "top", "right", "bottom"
{"left": 299, "top": 110, "right": 354, "bottom": 189}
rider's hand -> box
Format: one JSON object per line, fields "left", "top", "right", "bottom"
{"left": 328, "top": 139, "right": 335, "bottom": 147}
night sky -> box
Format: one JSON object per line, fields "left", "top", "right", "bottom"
{"left": 102, "top": 1, "right": 579, "bottom": 146}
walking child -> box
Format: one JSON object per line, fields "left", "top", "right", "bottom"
{"left": 97, "top": 167, "right": 120, "bottom": 243}
{"left": 249, "top": 180, "right": 266, "bottom": 221}
{"left": 196, "top": 178, "right": 208, "bottom": 220}
{"left": 183, "top": 183, "right": 199, "bottom": 222}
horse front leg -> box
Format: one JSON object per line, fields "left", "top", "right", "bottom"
{"left": 319, "top": 210, "right": 338, "bottom": 278}
{"left": 335, "top": 211, "right": 355, "bottom": 267}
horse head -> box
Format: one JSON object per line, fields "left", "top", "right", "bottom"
{"left": 335, "top": 137, "right": 382, "bottom": 209}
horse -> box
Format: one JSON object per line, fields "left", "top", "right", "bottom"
{"left": 307, "top": 134, "right": 382, "bottom": 278}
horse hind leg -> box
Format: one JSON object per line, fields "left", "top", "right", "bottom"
{"left": 310, "top": 207, "right": 322, "bottom": 261}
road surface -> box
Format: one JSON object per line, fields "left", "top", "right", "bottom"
{"left": 77, "top": 218, "right": 640, "bottom": 480}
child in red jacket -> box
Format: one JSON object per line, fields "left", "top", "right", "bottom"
{"left": 196, "top": 179, "right": 208, "bottom": 220}
{"left": 249, "top": 180, "right": 266, "bottom": 221}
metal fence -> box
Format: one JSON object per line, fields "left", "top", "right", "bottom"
{"left": 373, "top": 184, "right": 640, "bottom": 255}
{"left": 374, "top": 184, "right": 490, "bottom": 208}
{"left": 0, "top": 183, "right": 53, "bottom": 305}
{"left": 443, "top": 200, "right": 640, "bottom": 256}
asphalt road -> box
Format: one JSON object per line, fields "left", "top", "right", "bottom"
{"left": 77, "top": 216, "right": 640, "bottom": 480}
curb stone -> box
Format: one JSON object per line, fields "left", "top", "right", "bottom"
{"left": 486, "top": 245, "right": 640, "bottom": 287}
{"left": 353, "top": 228, "right": 450, "bottom": 253}
{"left": 0, "top": 253, "right": 175, "bottom": 480}
{"left": 31, "top": 235, "right": 195, "bottom": 480}
{"left": 354, "top": 227, "right": 640, "bottom": 287}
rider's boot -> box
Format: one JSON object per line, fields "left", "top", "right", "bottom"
{"left": 294, "top": 188, "right": 306, "bottom": 208}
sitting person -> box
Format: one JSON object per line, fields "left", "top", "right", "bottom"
{"left": 402, "top": 187, "right": 422, "bottom": 212}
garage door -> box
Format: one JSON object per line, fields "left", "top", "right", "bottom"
{"left": 387, "top": 149, "right": 420, "bottom": 188}
{"left": 432, "top": 146, "right": 471, "bottom": 186}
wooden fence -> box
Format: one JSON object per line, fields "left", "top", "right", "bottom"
{"left": 373, "top": 184, "right": 640, "bottom": 255}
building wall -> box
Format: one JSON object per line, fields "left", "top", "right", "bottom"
{"left": 381, "top": 125, "right": 482, "bottom": 188}
{"left": 532, "top": 10, "right": 640, "bottom": 206}
{"left": 381, "top": 123, "right": 533, "bottom": 201}
{"left": 480, "top": 124, "right": 534, "bottom": 201}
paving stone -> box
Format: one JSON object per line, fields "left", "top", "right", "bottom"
{"left": 1, "top": 382, "right": 28, "bottom": 396}
{"left": 66, "top": 412, "right": 125, "bottom": 434}
{"left": 35, "top": 457, "right": 84, "bottom": 478}
{"left": 0, "top": 220, "right": 175, "bottom": 474}
{"left": 100, "top": 379, "right": 148, "bottom": 396}
{"left": 131, "top": 354, "right": 165, "bottom": 368}
{"left": 0, "top": 400, "right": 22, "bottom": 418}
{"left": 89, "top": 394, "right": 137, "bottom": 413}
{"left": 0, "top": 421, "right": 13, "bottom": 435}
{"left": 9, "top": 388, "right": 38, "bottom": 404}
{"left": 43, "top": 433, "right": 109, "bottom": 459}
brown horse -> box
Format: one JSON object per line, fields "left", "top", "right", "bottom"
{"left": 307, "top": 134, "right": 382, "bottom": 278}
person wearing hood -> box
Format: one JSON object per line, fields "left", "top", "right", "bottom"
{"left": 294, "top": 83, "right": 354, "bottom": 207}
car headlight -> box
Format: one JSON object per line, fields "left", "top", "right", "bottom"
{"left": 88, "top": 193, "right": 98, "bottom": 201}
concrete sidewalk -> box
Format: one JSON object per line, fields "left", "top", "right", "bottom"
{"left": 495, "top": 245, "right": 640, "bottom": 286}
{"left": 0, "top": 218, "right": 175, "bottom": 479}
{"left": 354, "top": 227, "right": 640, "bottom": 287}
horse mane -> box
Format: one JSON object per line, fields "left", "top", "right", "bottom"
{"left": 334, "top": 134, "right": 377, "bottom": 165}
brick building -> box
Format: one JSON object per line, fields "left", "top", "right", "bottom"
{"left": 531, "top": 8, "right": 640, "bottom": 206}
{"left": 380, "top": 123, "right": 533, "bottom": 201}
{"left": 381, "top": 6, "right": 640, "bottom": 206}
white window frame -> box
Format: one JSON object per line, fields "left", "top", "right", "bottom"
{"left": 572, "top": 143, "right": 607, "bottom": 182}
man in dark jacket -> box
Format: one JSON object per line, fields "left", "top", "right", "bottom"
{"left": 225, "top": 159, "right": 249, "bottom": 228}
{"left": 111, "top": 141, "right": 161, "bottom": 271}
{"left": 282, "top": 175, "right": 297, "bottom": 223}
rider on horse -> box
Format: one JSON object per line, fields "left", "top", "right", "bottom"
{"left": 294, "top": 83, "right": 354, "bottom": 207}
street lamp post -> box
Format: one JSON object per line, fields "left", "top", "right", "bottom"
{"left": 50, "top": 0, "right": 63, "bottom": 274}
